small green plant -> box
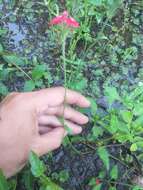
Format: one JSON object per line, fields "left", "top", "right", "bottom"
{"left": 29, "top": 151, "right": 63, "bottom": 190}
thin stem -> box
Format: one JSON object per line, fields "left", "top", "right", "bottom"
{"left": 62, "top": 35, "right": 67, "bottom": 128}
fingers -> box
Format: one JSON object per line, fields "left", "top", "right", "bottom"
{"left": 33, "top": 120, "right": 83, "bottom": 156}
{"left": 39, "top": 106, "right": 89, "bottom": 125}
{"left": 38, "top": 115, "right": 62, "bottom": 126}
{"left": 38, "top": 115, "right": 82, "bottom": 135}
{"left": 31, "top": 127, "right": 65, "bottom": 156}
{"left": 38, "top": 126, "right": 53, "bottom": 135}
{"left": 63, "top": 88, "right": 90, "bottom": 107}
{"left": 31, "top": 87, "right": 90, "bottom": 108}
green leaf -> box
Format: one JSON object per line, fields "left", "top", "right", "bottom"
{"left": 117, "top": 121, "right": 129, "bottom": 134}
{"left": 32, "top": 65, "right": 46, "bottom": 80}
{"left": 29, "top": 151, "right": 45, "bottom": 177}
{"left": 134, "top": 115, "right": 143, "bottom": 126}
{"left": 130, "top": 143, "right": 138, "bottom": 152}
{"left": 0, "top": 43, "right": 3, "bottom": 52}
{"left": 97, "top": 147, "right": 109, "bottom": 170}
{"left": 92, "top": 126, "right": 103, "bottom": 139}
{"left": 24, "top": 80, "right": 35, "bottom": 92}
{"left": 133, "top": 103, "right": 143, "bottom": 116}
{"left": 89, "top": 0, "right": 103, "bottom": 6}
{"left": 0, "top": 29, "right": 7, "bottom": 36}
{"left": 23, "top": 170, "right": 34, "bottom": 190}
{"left": 110, "top": 165, "right": 118, "bottom": 180}
{"left": 136, "top": 141, "right": 143, "bottom": 149}
{"left": 58, "top": 170, "right": 69, "bottom": 183}
{"left": 45, "top": 184, "right": 63, "bottom": 190}
{"left": 8, "top": 179, "right": 17, "bottom": 190}
{"left": 74, "top": 78, "right": 87, "bottom": 91}
{"left": 106, "top": 0, "right": 122, "bottom": 19}
{"left": 88, "top": 98, "right": 97, "bottom": 116}
{"left": 93, "top": 184, "right": 102, "bottom": 190}
{"left": 0, "top": 82, "right": 8, "bottom": 95}
{"left": 130, "top": 86, "right": 143, "bottom": 100}
{"left": 3, "top": 54, "right": 25, "bottom": 66}
{"left": 132, "top": 185, "right": 143, "bottom": 190}
{"left": 104, "top": 86, "right": 120, "bottom": 105}
{"left": 109, "top": 187, "right": 116, "bottom": 190}
{"left": 110, "top": 114, "right": 119, "bottom": 133}
{"left": 40, "top": 178, "right": 64, "bottom": 190}
{"left": 121, "top": 110, "right": 133, "bottom": 123}
{"left": 0, "top": 169, "right": 9, "bottom": 190}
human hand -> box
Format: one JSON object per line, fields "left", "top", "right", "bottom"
{"left": 0, "top": 87, "right": 90, "bottom": 177}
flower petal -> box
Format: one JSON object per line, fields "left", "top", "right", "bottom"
{"left": 49, "top": 10, "right": 79, "bottom": 28}
{"left": 65, "top": 17, "right": 79, "bottom": 28}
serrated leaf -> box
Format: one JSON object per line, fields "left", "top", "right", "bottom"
{"left": 104, "top": 86, "right": 120, "bottom": 105}
{"left": 121, "top": 110, "right": 133, "bottom": 123}
{"left": 110, "top": 165, "right": 118, "bottom": 180}
{"left": 29, "top": 151, "right": 45, "bottom": 177}
{"left": 97, "top": 147, "right": 109, "bottom": 170}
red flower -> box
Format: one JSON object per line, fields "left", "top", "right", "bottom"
{"left": 49, "top": 11, "right": 79, "bottom": 28}
{"left": 96, "top": 179, "right": 101, "bottom": 185}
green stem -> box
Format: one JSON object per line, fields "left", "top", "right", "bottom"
{"left": 62, "top": 36, "right": 67, "bottom": 89}
{"left": 62, "top": 35, "right": 67, "bottom": 128}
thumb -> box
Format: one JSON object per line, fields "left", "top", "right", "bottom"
{"left": 31, "top": 127, "right": 65, "bottom": 156}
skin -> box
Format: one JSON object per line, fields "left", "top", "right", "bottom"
{"left": 0, "top": 87, "right": 90, "bottom": 178}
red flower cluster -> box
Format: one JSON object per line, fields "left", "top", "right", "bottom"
{"left": 49, "top": 11, "right": 79, "bottom": 28}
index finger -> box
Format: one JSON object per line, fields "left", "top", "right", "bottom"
{"left": 29, "top": 87, "right": 90, "bottom": 108}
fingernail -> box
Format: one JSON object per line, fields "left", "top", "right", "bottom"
{"left": 84, "top": 115, "right": 89, "bottom": 122}
{"left": 76, "top": 126, "right": 82, "bottom": 134}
